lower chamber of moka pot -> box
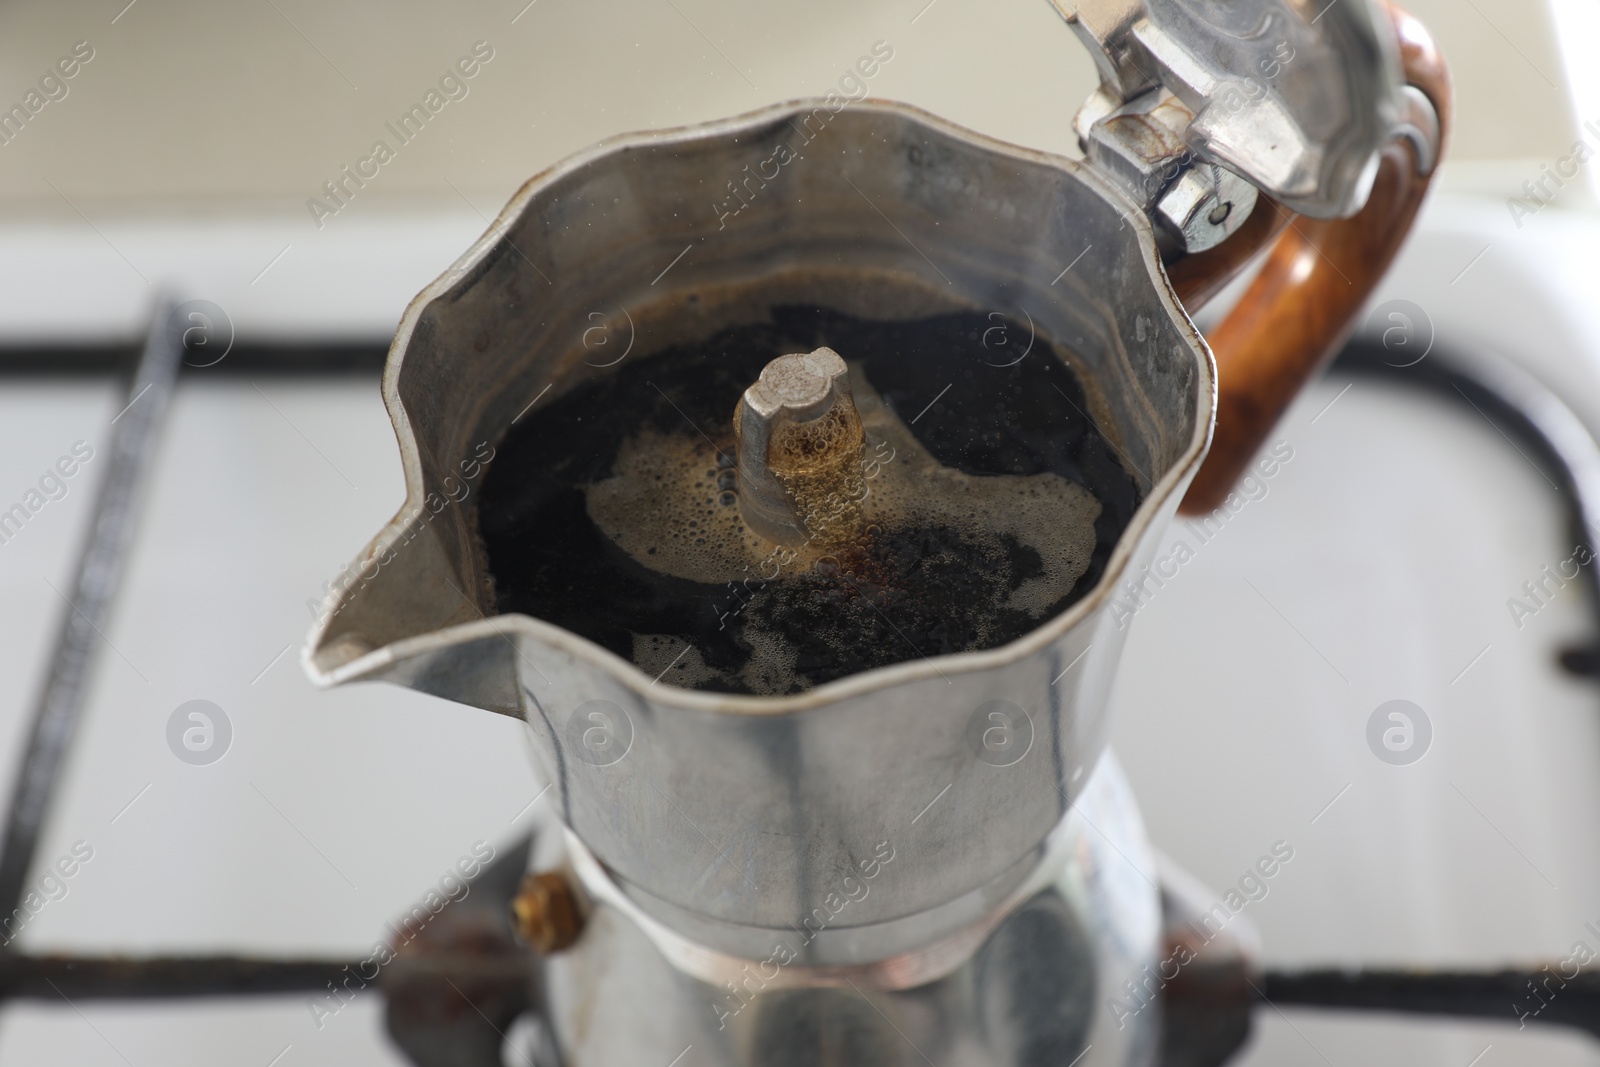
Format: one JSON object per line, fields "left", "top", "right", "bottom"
{"left": 537, "top": 753, "right": 1162, "bottom": 1067}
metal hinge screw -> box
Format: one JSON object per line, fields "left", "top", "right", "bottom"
{"left": 511, "top": 871, "right": 584, "bottom": 954}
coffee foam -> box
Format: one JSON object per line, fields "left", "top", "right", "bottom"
{"left": 632, "top": 634, "right": 727, "bottom": 689}
{"left": 585, "top": 366, "right": 1102, "bottom": 692}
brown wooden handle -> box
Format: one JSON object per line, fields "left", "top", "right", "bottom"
{"left": 1175, "top": 4, "right": 1451, "bottom": 514}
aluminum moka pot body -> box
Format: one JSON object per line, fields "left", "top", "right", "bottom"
{"left": 303, "top": 98, "right": 1211, "bottom": 1032}
{"left": 534, "top": 752, "right": 1166, "bottom": 1067}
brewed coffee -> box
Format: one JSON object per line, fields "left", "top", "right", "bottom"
{"left": 477, "top": 305, "right": 1140, "bottom": 695}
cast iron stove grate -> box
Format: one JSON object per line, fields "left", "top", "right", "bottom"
{"left": 0, "top": 307, "right": 1595, "bottom": 1067}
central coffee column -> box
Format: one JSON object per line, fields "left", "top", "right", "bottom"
{"left": 732, "top": 346, "right": 866, "bottom": 548}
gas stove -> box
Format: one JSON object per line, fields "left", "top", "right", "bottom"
{"left": 0, "top": 209, "right": 1595, "bottom": 1067}
{"left": 3, "top": 0, "right": 1600, "bottom": 1064}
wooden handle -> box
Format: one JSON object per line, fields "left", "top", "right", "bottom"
{"left": 1176, "top": 4, "right": 1451, "bottom": 514}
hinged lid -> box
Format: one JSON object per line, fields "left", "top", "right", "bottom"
{"left": 1054, "top": 0, "right": 1405, "bottom": 248}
